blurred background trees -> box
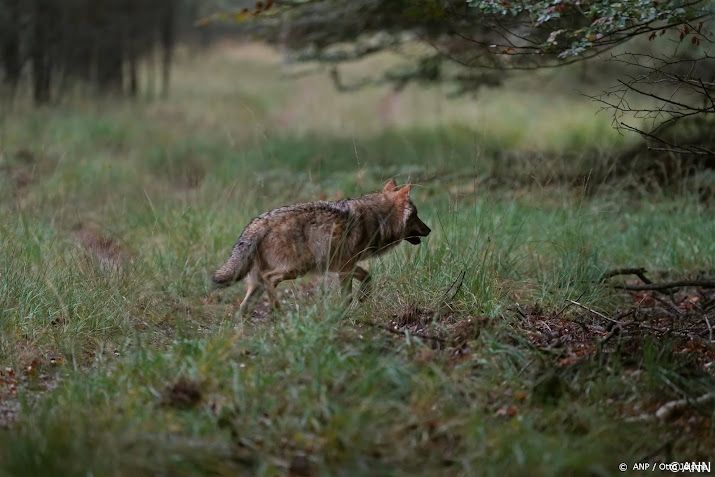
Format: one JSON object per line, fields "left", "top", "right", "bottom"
{"left": 0, "top": 0, "right": 194, "bottom": 103}
{"left": 1, "top": 0, "right": 712, "bottom": 170}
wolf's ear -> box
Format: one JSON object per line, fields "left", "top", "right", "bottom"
{"left": 383, "top": 179, "right": 398, "bottom": 194}
{"left": 396, "top": 184, "right": 411, "bottom": 200}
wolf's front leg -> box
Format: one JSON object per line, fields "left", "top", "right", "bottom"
{"left": 339, "top": 266, "right": 370, "bottom": 304}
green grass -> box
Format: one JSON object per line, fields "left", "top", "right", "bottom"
{"left": 1, "top": 44, "right": 714, "bottom": 476}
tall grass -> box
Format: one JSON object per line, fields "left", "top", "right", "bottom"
{"left": 1, "top": 43, "right": 713, "bottom": 476}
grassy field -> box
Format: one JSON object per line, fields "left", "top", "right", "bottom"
{"left": 1, "top": 43, "right": 714, "bottom": 476}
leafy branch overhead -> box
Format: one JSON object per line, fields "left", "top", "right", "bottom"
{"left": 470, "top": 0, "right": 710, "bottom": 58}
{"left": 206, "top": 0, "right": 714, "bottom": 159}
{"left": 212, "top": 1, "right": 711, "bottom": 65}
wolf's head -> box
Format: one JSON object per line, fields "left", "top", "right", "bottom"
{"left": 383, "top": 179, "right": 431, "bottom": 245}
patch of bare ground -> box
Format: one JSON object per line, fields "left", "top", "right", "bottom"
{"left": 390, "top": 305, "right": 486, "bottom": 349}
{"left": 517, "top": 288, "right": 715, "bottom": 366}
{"left": 72, "top": 222, "right": 129, "bottom": 268}
{"left": 209, "top": 277, "right": 334, "bottom": 322}
{"left": 161, "top": 378, "right": 204, "bottom": 410}
{"left": 0, "top": 356, "right": 63, "bottom": 428}
{"left": 514, "top": 281, "right": 715, "bottom": 439}
{"left": 513, "top": 303, "right": 599, "bottom": 367}
{"left": 0, "top": 148, "right": 55, "bottom": 198}
{"left": 355, "top": 303, "right": 487, "bottom": 364}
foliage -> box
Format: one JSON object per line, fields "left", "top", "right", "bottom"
{"left": 224, "top": 1, "right": 711, "bottom": 68}
{"left": 470, "top": 0, "right": 710, "bottom": 58}
{"left": 212, "top": 0, "right": 715, "bottom": 158}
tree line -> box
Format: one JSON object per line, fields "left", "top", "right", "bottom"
{"left": 0, "top": 0, "right": 187, "bottom": 103}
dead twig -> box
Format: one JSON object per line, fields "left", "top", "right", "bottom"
{"left": 441, "top": 269, "right": 467, "bottom": 305}
{"left": 626, "top": 392, "right": 715, "bottom": 423}
{"left": 554, "top": 290, "right": 587, "bottom": 319}
{"left": 655, "top": 392, "right": 715, "bottom": 421}
{"left": 511, "top": 304, "right": 528, "bottom": 319}
{"left": 596, "top": 310, "right": 636, "bottom": 361}
{"left": 568, "top": 300, "right": 621, "bottom": 324}
{"left": 597, "top": 323, "right": 622, "bottom": 349}
{"left": 600, "top": 267, "right": 652, "bottom": 284}
{"left": 434, "top": 269, "right": 467, "bottom": 319}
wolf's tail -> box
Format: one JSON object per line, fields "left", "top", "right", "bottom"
{"left": 212, "top": 224, "right": 263, "bottom": 288}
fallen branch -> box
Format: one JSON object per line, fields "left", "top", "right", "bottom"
{"left": 600, "top": 267, "right": 652, "bottom": 284}
{"left": 655, "top": 392, "right": 715, "bottom": 421}
{"left": 600, "top": 267, "right": 715, "bottom": 291}
{"left": 626, "top": 392, "right": 715, "bottom": 422}
{"left": 613, "top": 279, "right": 715, "bottom": 291}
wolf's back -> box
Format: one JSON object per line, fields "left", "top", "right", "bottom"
{"left": 212, "top": 220, "right": 264, "bottom": 287}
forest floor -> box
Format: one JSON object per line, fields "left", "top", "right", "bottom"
{"left": 1, "top": 43, "right": 714, "bottom": 476}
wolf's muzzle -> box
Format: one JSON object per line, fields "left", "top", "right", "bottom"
{"left": 406, "top": 219, "right": 431, "bottom": 245}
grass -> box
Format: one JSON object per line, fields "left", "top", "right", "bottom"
{"left": 1, "top": 43, "right": 714, "bottom": 476}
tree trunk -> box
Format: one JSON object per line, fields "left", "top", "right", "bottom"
{"left": 32, "top": 0, "right": 53, "bottom": 104}
{"left": 1, "top": 0, "right": 22, "bottom": 92}
{"left": 95, "top": 0, "right": 124, "bottom": 94}
{"left": 96, "top": 48, "right": 123, "bottom": 94}
{"left": 126, "top": 0, "right": 139, "bottom": 97}
{"left": 160, "top": 0, "right": 175, "bottom": 98}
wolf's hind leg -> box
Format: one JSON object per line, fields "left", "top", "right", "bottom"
{"left": 339, "top": 266, "right": 370, "bottom": 304}
{"left": 353, "top": 266, "right": 372, "bottom": 302}
{"left": 236, "top": 272, "right": 263, "bottom": 317}
{"left": 262, "top": 270, "right": 298, "bottom": 310}
{"left": 263, "top": 280, "right": 280, "bottom": 310}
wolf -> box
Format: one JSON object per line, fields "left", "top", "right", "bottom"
{"left": 212, "top": 179, "right": 431, "bottom": 315}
